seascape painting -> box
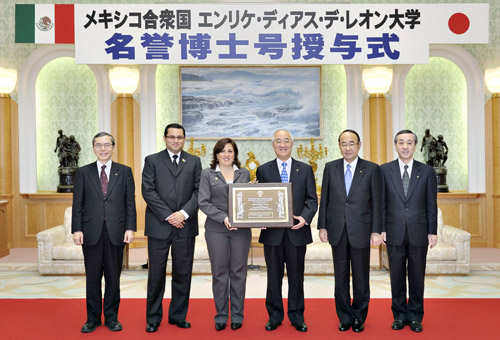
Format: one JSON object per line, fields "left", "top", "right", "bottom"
{"left": 180, "top": 67, "right": 321, "bottom": 139}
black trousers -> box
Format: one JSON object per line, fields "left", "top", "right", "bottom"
{"left": 332, "top": 228, "right": 371, "bottom": 324}
{"left": 264, "top": 232, "right": 306, "bottom": 324}
{"left": 82, "top": 223, "right": 124, "bottom": 323}
{"left": 386, "top": 229, "right": 428, "bottom": 322}
{"left": 146, "top": 234, "right": 196, "bottom": 324}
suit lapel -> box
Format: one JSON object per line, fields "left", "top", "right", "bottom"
{"left": 389, "top": 160, "right": 406, "bottom": 202}
{"left": 176, "top": 151, "right": 188, "bottom": 176}
{"left": 233, "top": 168, "right": 243, "bottom": 183}
{"left": 406, "top": 161, "right": 422, "bottom": 201}
{"left": 289, "top": 158, "right": 300, "bottom": 183}
{"left": 348, "top": 158, "right": 366, "bottom": 198}
{"left": 105, "top": 163, "right": 120, "bottom": 197}
{"left": 269, "top": 159, "right": 282, "bottom": 183}
{"left": 332, "top": 160, "right": 347, "bottom": 197}
{"left": 88, "top": 162, "right": 104, "bottom": 198}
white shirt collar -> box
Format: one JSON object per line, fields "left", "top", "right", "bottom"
{"left": 398, "top": 158, "right": 414, "bottom": 177}
{"left": 276, "top": 157, "right": 291, "bottom": 169}
{"left": 343, "top": 157, "right": 359, "bottom": 173}
{"left": 96, "top": 159, "right": 112, "bottom": 177}
{"left": 167, "top": 149, "right": 181, "bottom": 163}
{"left": 215, "top": 164, "right": 239, "bottom": 172}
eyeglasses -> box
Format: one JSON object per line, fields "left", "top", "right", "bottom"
{"left": 94, "top": 143, "right": 113, "bottom": 149}
{"left": 274, "top": 139, "right": 291, "bottom": 145}
{"left": 166, "top": 135, "right": 185, "bottom": 141}
{"left": 340, "top": 142, "right": 359, "bottom": 148}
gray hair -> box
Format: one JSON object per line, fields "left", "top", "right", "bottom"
{"left": 394, "top": 129, "right": 418, "bottom": 144}
{"left": 92, "top": 132, "right": 115, "bottom": 146}
{"left": 272, "top": 129, "right": 294, "bottom": 143}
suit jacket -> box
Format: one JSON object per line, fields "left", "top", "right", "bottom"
{"left": 317, "top": 158, "right": 382, "bottom": 249}
{"left": 198, "top": 167, "right": 251, "bottom": 232}
{"left": 72, "top": 161, "right": 136, "bottom": 246}
{"left": 380, "top": 159, "right": 438, "bottom": 247}
{"left": 142, "top": 149, "right": 202, "bottom": 239}
{"left": 257, "top": 158, "right": 318, "bottom": 247}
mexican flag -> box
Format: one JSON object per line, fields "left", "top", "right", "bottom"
{"left": 15, "top": 4, "right": 74, "bottom": 44}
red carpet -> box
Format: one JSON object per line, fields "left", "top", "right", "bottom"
{"left": 0, "top": 298, "right": 497, "bottom": 339}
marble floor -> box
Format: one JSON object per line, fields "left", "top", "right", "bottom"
{"left": 1, "top": 248, "right": 500, "bottom": 299}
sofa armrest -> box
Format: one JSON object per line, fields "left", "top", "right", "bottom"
{"left": 37, "top": 225, "right": 66, "bottom": 262}
{"left": 440, "top": 224, "right": 471, "bottom": 244}
{"left": 440, "top": 224, "right": 471, "bottom": 263}
{"left": 37, "top": 225, "right": 66, "bottom": 245}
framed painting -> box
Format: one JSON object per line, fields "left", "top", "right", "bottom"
{"left": 179, "top": 66, "right": 321, "bottom": 139}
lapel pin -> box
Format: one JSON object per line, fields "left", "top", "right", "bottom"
{"left": 114, "top": 173, "right": 118, "bottom": 176}
{"left": 417, "top": 175, "right": 420, "bottom": 178}
{"left": 360, "top": 170, "right": 363, "bottom": 173}
{"left": 182, "top": 158, "right": 186, "bottom": 162}
{"left": 296, "top": 169, "right": 299, "bottom": 172}
{"left": 215, "top": 177, "right": 219, "bottom": 180}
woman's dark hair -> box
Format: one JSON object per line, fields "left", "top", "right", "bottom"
{"left": 210, "top": 138, "right": 241, "bottom": 169}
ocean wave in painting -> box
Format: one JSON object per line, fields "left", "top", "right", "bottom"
{"left": 180, "top": 67, "right": 320, "bottom": 138}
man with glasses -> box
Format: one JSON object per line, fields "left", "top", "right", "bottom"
{"left": 72, "top": 132, "right": 136, "bottom": 333}
{"left": 143, "top": 123, "right": 202, "bottom": 333}
{"left": 257, "top": 129, "right": 318, "bottom": 333}
{"left": 317, "top": 129, "right": 382, "bottom": 333}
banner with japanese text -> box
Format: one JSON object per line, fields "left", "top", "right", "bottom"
{"left": 74, "top": 3, "right": 488, "bottom": 65}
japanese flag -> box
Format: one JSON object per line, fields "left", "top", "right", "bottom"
{"left": 427, "top": 3, "right": 488, "bottom": 44}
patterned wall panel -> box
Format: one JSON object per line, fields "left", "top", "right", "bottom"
{"left": 36, "top": 57, "right": 98, "bottom": 191}
{"left": 405, "top": 57, "right": 468, "bottom": 191}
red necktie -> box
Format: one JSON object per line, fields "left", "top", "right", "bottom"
{"left": 100, "top": 165, "right": 108, "bottom": 195}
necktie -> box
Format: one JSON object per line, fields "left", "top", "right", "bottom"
{"left": 402, "top": 164, "right": 410, "bottom": 197}
{"left": 345, "top": 164, "right": 352, "bottom": 195}
{"left": 172, "top": 154, "right": 178, "bottom": 169}
{"left": 100, "top": 165, "right": 108, "bottom": 195}
{"left": 280, "top": 162, "right": 288, "bottom": 183}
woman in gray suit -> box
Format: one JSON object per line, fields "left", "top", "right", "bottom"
{"left": 198, "top": 138, "right": 251, "bottom": 332}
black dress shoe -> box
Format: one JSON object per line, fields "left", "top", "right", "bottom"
{"left": 105, "top": 321, "right": 122, "bottom": 331}
{"left": 169, "top": 319, "right": 191, "bottom": 328}
{"left": 410, "top": 321, "right": 423, "bottom": 332}
{"left": 215, "top": 323, "right": 226, "bottom": 331}
{"left": 265, "top": 321, "right": 281, "bottom": 331}
{"left": 391, "top": 319, "right": 406, "bottom": 330}
{"left": 146, "top": 322, "right": 160, "bottom": 333}
{"left": 352, "top": 319, "right": 364, "bottom": 333}
{"left": 81, "top": 321, "right": 102, "bottom": 333}
{"left": 339, "top": 322, "right": 352, "bottom": 331}
{"left": 231, "top": 323, "right": 242, "bottom": 330}
{"left": 292, "top": 322, "right": 308, "bottom": 332}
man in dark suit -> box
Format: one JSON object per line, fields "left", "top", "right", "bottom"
{"left": 317, "top": 129, "right": 382, "bottom": 333}
{"left": 72, "top": 132, "right": 136, "bottom": 333}
{"left": 143, "top": 123, "right": 202, "bottom": 333}
{"left": 381, "top": 130, "right": 438, "bottom": 333}
{"left": 257, "top": 129, "right": 318, "bottom": 333}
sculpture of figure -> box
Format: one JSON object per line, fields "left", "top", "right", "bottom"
{"left": 432, "top": 135, "right": 448, "bottom": 167}
{"left": 68, "top": 135, "right": 81, "bottom": 168}
{"left": 54, "top": 129, "right": 70, "bottom": 167}
{"left": 420, "top": 129, "right": 436, "bottom": 166}
{"left": 55, "top": 130, "right": 81, "bottom": 168}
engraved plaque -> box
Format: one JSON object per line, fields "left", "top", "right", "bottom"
{"left": 228, "top": 183, "right": 293, "bottom": 228}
